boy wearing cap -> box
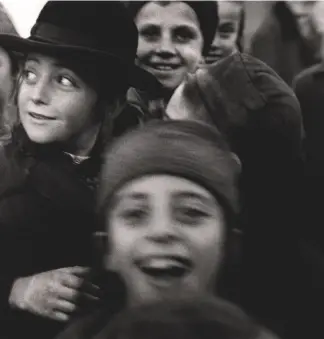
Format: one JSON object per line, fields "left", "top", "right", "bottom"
{"left": 0, "top": 2, "right": 160, "bottom": 339}
{"left": 122, "top": 1, "right": 218, "bottom": 122}
{"left": 56, "top": 120, "right": 244, "bottom": 339}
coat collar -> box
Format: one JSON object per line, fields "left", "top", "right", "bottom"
{"left": 11, "top": 124, "right": 105, "bottom": 192}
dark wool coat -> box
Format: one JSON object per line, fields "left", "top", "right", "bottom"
{"left": 172, "top": 52, "right": 324, "bottom": 339}
{"left": 249, "top": 1, "right": 321, "bottom": 86}
{"left": 0, "top": 126, "right": 100, "bottom": 339}
{"left": 171, "top": 53, "right": 306, "bottom": 339}
{"left": 0, "top": 103, "right": 144, "bottom": 339}
{"left": 293, "top": 64, "right": 324, "bottom": 248}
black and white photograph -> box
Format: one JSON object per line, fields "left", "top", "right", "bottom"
{"left": 0, "top": 1, "right": 322, "bottom": 338}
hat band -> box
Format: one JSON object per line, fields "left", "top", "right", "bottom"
{"left": 31, "top": 22, "right": 101, "bottom": 47}
{"left": 30, "top": 22, "right": 128, "bottom": 60}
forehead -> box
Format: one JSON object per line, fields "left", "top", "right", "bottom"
{"left": 115, "top": 175, "right": 213, "bottom": 201}
{"left": 25, "top": 52, "right": 99, "bottom": 86}
{"left": 218, "top": 1, "right": 242, "bottom": 20}
{"left": 135, "top": 1, "right": 200, "bottom": 28}
{"left": 25, "top": 53, "right": 76, "bottom": 69}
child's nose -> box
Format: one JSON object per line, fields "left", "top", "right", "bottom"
{"left": 147, "top": 216, "right": 179, "bottom": 243}
{"left": 31, "top": 77, "right": 51, "bottom": 105}
{"left": 156, "top": 33, "right": 176, "bottom": 56}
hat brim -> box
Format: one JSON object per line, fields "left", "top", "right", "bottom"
{"left": 0, "top": 34, "right": 162, "bottom": 93}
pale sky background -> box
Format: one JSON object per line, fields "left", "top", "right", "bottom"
{"left": 0, "top": 0, "right": 276, "bottom": 50}
{"left": 2, "top": 0, "right": 46, "bottom": 37}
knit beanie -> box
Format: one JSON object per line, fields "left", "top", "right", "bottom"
{"left": 127, "top": 1, "right": 218, "bottom": 55}
{"left": 97, "top": 120, "right": 241, "bottom": 226}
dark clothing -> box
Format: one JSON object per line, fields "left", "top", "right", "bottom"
{"left": 163, "top": 52, "right": 307, "bottom": 338}
{"left": 53, "top": 304, "right": 122, "bottom": 339}
{"left": 114, "top": 88, "right": 164, "bottom": 138}
{"left": 184, "top": 52, "right": 324, "bottom": 339}
{"left": 293, "top": 64, "right": 324, "bottom": 247}
{"left": 190, "top": 53, "right": 305, "bottom": 339}
{"left": 0, "top": 103, "right": 144, "bottom": 339}
{"left": 0, "top": 126, "right": 100, "bottom": 339}
{"left": 249, "top": 2, "right": 320, "bottom": 85}
{"left": 293, "top": 63, "right": 324, "bottom": 177}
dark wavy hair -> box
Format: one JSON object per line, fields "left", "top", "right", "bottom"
{"left": 236, "top": 3, "right": 245, "bottom": 52}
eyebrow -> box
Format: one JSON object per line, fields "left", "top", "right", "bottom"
{"left": 25, "top": 56, "right": 75, "bottom": 70}
{"left": 139, "top": 22, "right": 199, "bottom": 31}
{"left": 25, "top": 56, "right": 39, "bottom": 64}
{"left": 173, "top": 191, "right": 214, "bottom": 207}
{"left": 111, "top": 192, "right": 148, "bottom": 208}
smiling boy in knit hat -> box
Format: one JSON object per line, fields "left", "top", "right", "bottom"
{"left": 56, "top": 120, "right": 243, "bottom": 339}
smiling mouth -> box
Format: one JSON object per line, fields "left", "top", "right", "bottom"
{"left": 147, "top": 63, "right": 181, "bottom": 72}
{"left": 137, "top": 256, "right": 192, "bottom": 281}
{"left": 29, "top": 112, "right": 56, "bottom": 120}
{"left": 205, "top": 54, "right": 223, "bottom": 64}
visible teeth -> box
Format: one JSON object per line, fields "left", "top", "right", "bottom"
{"left": 143, "top": 258, "right": 181, "bottom": 269}
{"left": 155, "top": 65, "right": 173, "bottom": 71}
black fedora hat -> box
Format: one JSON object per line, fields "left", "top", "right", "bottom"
{"left": 0, "top": 1, "right": 162, "bottom": 93}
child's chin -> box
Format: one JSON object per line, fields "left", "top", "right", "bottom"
{"left": 26, "top": 131, "right": 57, "bottom": 144}
{"left": 25, "top": 127, "right": 63, "bottom": 144}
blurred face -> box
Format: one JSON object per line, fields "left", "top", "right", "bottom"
{"left": 135, "top": 2, "right": 204, "bottom": 91}
{"left": 107, "top": 175, "right": 225, "bottom": 306}
{"left": 286, "top": 1, "right": 317, "bottom": 38}
{"left": 312, "top": 1, "right": 324, "bottom": 35}
{"left": 206, "top": 1, "right": 242, "bottom": 64}
{"left": 0, "top": 47, "right": 14, "bottom": 107}
{"left": 18, "top": 53, "right": 98, "bottom": 145}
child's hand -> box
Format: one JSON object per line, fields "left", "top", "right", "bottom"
{"left": 9, "top": 266, "right": 100, "bottom": 321}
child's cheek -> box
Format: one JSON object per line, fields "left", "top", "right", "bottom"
{"left": 182, "top": 46, "right": 203, "bottom": 74}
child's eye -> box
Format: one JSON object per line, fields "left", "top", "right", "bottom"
{"left": 139, "top": 25, "right": 160, "bottom": 42}
{"left": 57, "top": 75, "right": 76, "bottom": 88}
{"left": 120, "top": 209, "right": 148, "bottom": 226}
{"left": 173, "top": 27, "right": 197, "bottom": 43}
{"left": 176, "top": 207, "right": 210, "bottom": 226}
{"left": 218, "top": 23, "right": 236, "bottom": 37}
{"left": 22, "top": 69, "right": 37, "bottom": 84}
{"left": 219, "top": 33, "right": 232, "bottom": 40}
